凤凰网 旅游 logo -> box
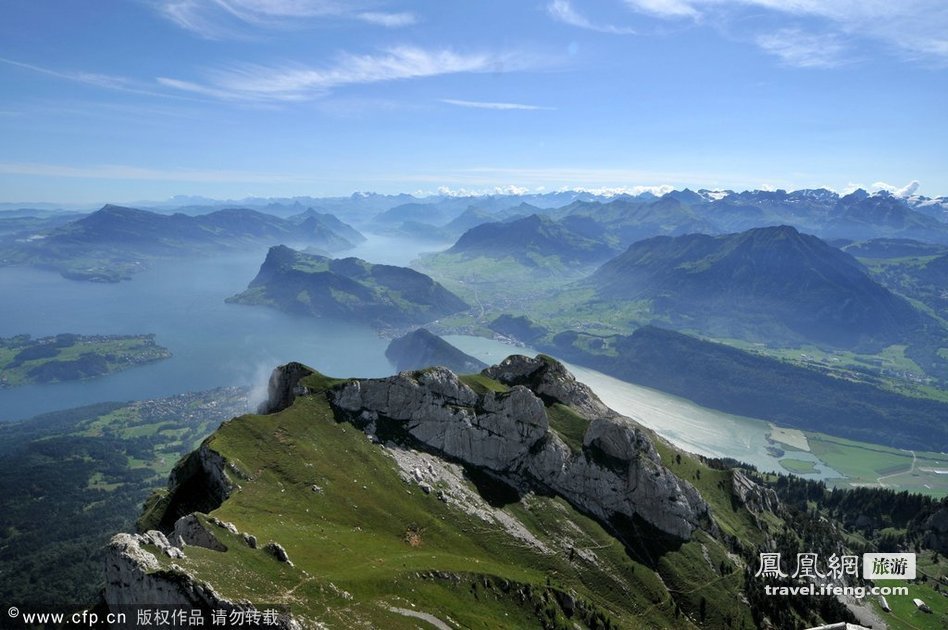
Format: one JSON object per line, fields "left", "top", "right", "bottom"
{"left": 862, "top": 553, "right": 916, "bottom": 580}
{"left": 754, "top": 552, "right": 915, "bottom": 580}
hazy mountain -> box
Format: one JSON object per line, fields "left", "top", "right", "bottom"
{"left": 228, "top": 245, "right": 468, "bottom": 329}
{"left": 590, "top": 225, "right": 927, "bottom": 348}
{"left": 441, "top": 206, "right": 499, "bottom": 236}
{"left": 448, "top": 214, "right": 618, "bottom": 265}
{"left": 488, "top": 314, "right": 549, "bottom": 343}
{"left": 907, "top": 195, "right": 948, "bottom": 222}
{"left": 287, "top": 207, "right": 367, "bottom": 245}
{"left": 385, "top": 328, "right": 487, "bottom": 373}
{"left": 0, "top": 205, "right": 364, "bottom": 282}
{"left": 558, "top": 196, "right": 717, "bottom": 246}
{"left": 826, "top": 190, "right": 948, "bottom": 242}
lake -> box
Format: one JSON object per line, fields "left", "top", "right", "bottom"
{"left": 0, "top": 244, "right": 397, "bottom": 421}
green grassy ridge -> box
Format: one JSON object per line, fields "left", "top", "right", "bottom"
{"left": 140, "top": 373, "right": 790, "bottom": 627}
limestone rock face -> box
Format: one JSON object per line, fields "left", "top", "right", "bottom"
{"left": 104, "top": 533, "right": 299, "bottom": 629}
{"left": 523, "top": 417, "right": 707, "bottom": 540}
{"left": 173, "top": 514, "right": 227, "bottom": 551}
{"left": 732, "top": 470, "right": 779, "bottom": 514}
{"left": 331, "top": 368, "right": 548, "bottom": 473}
{"left": 104, "top": 533, "right": 216, "bottom": 609}
{"left": 330, "top": 359, "right": 708, "bottom": 540}
{"left": 259, "top": 361, "right": 315, "bottom": 414}
{"left": 483, "top": 354, "right": 611, "bottom": 418}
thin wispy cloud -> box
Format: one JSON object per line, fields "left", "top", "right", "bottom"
{"left": 755, "top": 29, "right": 847, "bottom": 68}
{"left": 548, "top": 0, "right": 636, "bottom": 35}
{"left": 622, "top": 0, "right": 698, "bottom": 19}
{"left": 159, "top": 0, "right": 413, "bottom": 38}
{"left": 0, "top": 161, "right": 316, "bottom": 184}
{"left": 356, "top": 12, "right": 417, "bottom": 28}
{"left": 0, "top": 57, "right": 198, "bottom": 101}
{"left": 161, "top": 46, "right": 529, "bottom": 101}
{"left": 620, "top": 0, "right": 948, "bottom": 62}
{"left": 441, "top": 99, "right": 553, "bottom": 111}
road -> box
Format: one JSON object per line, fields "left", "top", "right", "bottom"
{"left": 877, "top": 449, "right": 917, "bottom": 487}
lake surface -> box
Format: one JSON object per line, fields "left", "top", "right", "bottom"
{"left": 0, "top": 240, "right": 403, "bottom": 421}
{"left": 444, "top": 335, "right": 843, "bottom": 480}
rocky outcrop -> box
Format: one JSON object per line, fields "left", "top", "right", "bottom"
{"left": 105, "top": 533, "right": 221, "bottom": 609}
{"left": 104, "top": 533, "right": 299, "bottom": 629}
{"left": 153, "top": 442, "right": 236, "bottom": 530}
{"left": 264, "top": 542, "right": 293, "bottom": 565}
{"left": 483, "top": 354, "right": 611, "bottom": 419}
{"left": 331, "top": 367, "right": 547, "bottom": 472}
{"left": 172, "top": 514, "right": 227, "bottom": 551}
{"left": 329, "top": 358, "right": 708, "bottom": 540}
{"left": 732, "top": 470, "right": 779, "bottom": 514}
{"left": 922, "top": 507, "right": 948, "bottom": 555}
{"left": 259, "top": 361, "right": 315, "bottom": 414}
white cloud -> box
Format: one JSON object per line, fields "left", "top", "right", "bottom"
{"left": 434, "top": 185, "right": 535, "bottom": 197}
{"left": 441, "top": 99, "right": 553, "bottom": 111}
{"left": 870, "top": 180, "right": 921, "bottom": 197}
{"left": 0, "top": 161, "right": 315, "bottom": 183}
{"left": 154, "top": 77, "right": 239, "bottom": 100}
{"left": 565, "top": 184, "right": 677, "bottom": 196}
{"left": 356, "top": 12, "right": 416, "bottom": 28}
{"left": 898, "top": 180, "right": 921, "bottom": 197}
{"left": 547, "top": 0, "right": 636, "bottom": 35}
{"left": 755, "top": 29, "right": 847, "bottom": 68}
{"left": 0, "top": 57, "right": 195, "bottom": 100}
{"left": 619, "top": 1, "right": 948, "bottom": 62}
{"left": 622, "top": 0, "right": 699, "bottom": 19}
{"left": 162, "top": 47, "right": 522, "bottom": 101}
{"left": 159, "top": 0, "right": 412, "bottom": 38}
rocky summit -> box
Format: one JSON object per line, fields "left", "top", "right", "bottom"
{"left": 101, "top": 355, "right": 857, "bottom": 628}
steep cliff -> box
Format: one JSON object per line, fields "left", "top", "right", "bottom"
{"left": 329, "top": 356, "right": 708, "bottom": 540}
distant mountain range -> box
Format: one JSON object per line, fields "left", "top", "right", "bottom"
{"left": 229, "top": 245, "right": 468, "bottom": 329}
{"left": 354, "top": 186, "right": 948, "bottom": 250}
{"left": 589, "top": 225, "right": 927, "bottom": 348}
{"left": 6, "top": 186, "right": 946, "bottom": 245}
{"left": 447, "top": 214, "right": 619, "bottom": 266}
{"left": 0, "top": 204, "right": 364, "bottom": 282}
{"left": 548, "top": 188, "right": 948, "bottom": 247}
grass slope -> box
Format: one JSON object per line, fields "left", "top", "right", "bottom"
{"left": 141, "top": 371, "right": 769, "bottom": 628}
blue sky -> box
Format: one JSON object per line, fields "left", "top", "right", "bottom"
{"left": 1, "top": 0, "right": 947, "bottom": 203}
